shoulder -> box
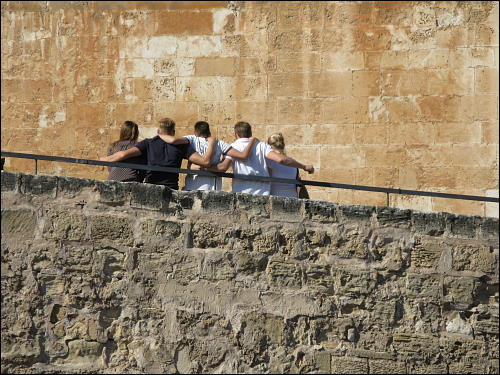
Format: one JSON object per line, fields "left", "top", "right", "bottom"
{"left": 258, "top": 141, "right": 272, "bottom": 152}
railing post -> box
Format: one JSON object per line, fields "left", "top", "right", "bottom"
{"left": 386, "top": 192, "right": 390, "bottom": 207}
{"left": 34, "top": 159, "right": 38, "bottom": 175}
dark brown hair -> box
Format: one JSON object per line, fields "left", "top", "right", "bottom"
{"left": 158, "top": 117, "right": 176, "bottom": 135}
{"left": 194, "top": 121, "right": 211, "bottom": 137}
{"left": 111, "top": 121, "right": 139, "bottom": 149}
{"left": 234, "top": 121, "right": 252, "bottom": 138}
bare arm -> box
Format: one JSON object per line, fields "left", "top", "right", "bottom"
{"left": 265, "top": 150, "right": 314, "bottom": 174}
{"left": 225, "top": 137, "right": 257, "bottom": 160}
{"left": 203, "top": 157, "right": 232, "bottom": 173}
{"left": 158, "top": 134, "right": 189, "bottom": 145}
{"left": 100, "top": 147, "right": 142, "bottom": 162}
{"left": 187, "top": 137, "right": 216, "bottom": 167}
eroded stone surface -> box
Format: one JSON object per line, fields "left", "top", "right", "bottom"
{"left": 1, "top": 172, "right": 499, "bottom": 373}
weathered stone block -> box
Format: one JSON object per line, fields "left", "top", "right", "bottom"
{"left": 21, "top": 174, "right": 57, "bottom": 196}
{"left": 334, "top": 269, "right": 377, "bottom": 297}
{"left": 329, "top": 230, "right": 369, "bottom": 259}
{"left": 411, "top": 238, "right": 445, "bottom": 268}
{"left": 57, "top": 176, "right": 95, "bottom": 198}
{"left": 129, "top": 182, "right": 165, "bottom": 209}
{"left": 191, "top": 222, "right": 230, "bottom": 249}
{"left": 304, "top": 264, "right": 333, "bottom": 292}
{"left": 267, "top": 260, "right": 302, "bottom": 288}
{"left": 405, "top": 273, "right": 441, "bottom": 301}
{"left": 409, "top": 363, "right": 447, "bottom": 374}
{"left": 201, "top": 190, "right": 234, "bottom": 213}
{"left": 235, "top": 193, "right": 269, "bottom": 216}
{"left": 452, "top": 244, "right": 498, "bottom": 273}
{"left": 392, "top": 333, "right": 440, "bottom": 359}
{"left": 479, "top": 217, "right": 499, "bottom": 240}
{"left": 95, "top": 180, "right": 127, "bottom": 205}
{"left": 443, "top": 276, "right": 476, "bottom": 308}
{"left": 369, "top": 359, "right": 407, "bottom": 374}
{"left": 43, "top": 210, "right": 87, "bottom": 241}
{"left": 270, "top": 196, "right": 303, "bottom": 221}
{"left": 376, "top": 207, "right": 411, "bottom": 228}
{"left": 411, "top": 212, "right": 447, "bottom": 236}
{"left": 448, "top": 215, "right": 478, "bottom": 238}
{"left": 331, "top": 356, "right": 368, "bottom": 374}
{"left": 1, "top": 171, "right": 19, "bottom": 192}
{"left": 90, "top": 216, "right": 134, "bottom": 246}
{"left": 1, "top": 209, "right": 37, "bottom": 238}
{"left": 171, "top": 190, "right": 200, "bottom": 210}
{"left": 141, "top": 219, "right": 181, "bottom": 239}
{"left": 253, "top": 229, "right": 280, "bottom": 254}
{"left": 305, "top": 200, "right": 338, "bottom": 222}
{"left": 337, "top": 205, "right": 373, "bottom": 223}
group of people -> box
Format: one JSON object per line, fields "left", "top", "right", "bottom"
{"left": 101, "top": 118, "right": 314, "bottom": 198}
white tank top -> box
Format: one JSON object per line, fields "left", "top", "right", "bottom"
{"left": 267, "top": 159, "right": 298, "bottom": 198}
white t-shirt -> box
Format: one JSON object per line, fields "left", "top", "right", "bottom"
{"left": 227, "top": 138, "right": 272, "bottom": 195}
{"left": 267, "top": 159, "right": 298, "bottom": 198}
{"left": 184, "top": 135, "right": 231, "bottom": 191}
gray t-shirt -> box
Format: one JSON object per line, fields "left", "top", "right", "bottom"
{"left": 107, "top": 140, "right": 146, "bottom": 182}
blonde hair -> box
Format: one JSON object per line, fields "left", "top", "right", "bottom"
{"left": 268, "top": 133, "right": 285, "bottom": 154}
{"left": 158, "top": 117, "right": 175, "bottom": 135}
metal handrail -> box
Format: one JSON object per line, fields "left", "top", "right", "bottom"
{"left": 1, "top": 151, "right": 498, "bottom": 203}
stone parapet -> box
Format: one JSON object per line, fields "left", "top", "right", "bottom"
{"left": 1, "top": 171, "right": 499, "bottom": 373}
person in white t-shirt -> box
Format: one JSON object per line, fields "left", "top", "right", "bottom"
{"left": 266, "top": 133, "right": 301, "bottom": 198}
{"left": 207, "top": 122, "right": 314, "bottom": 195}
{"left": 159, "top": 121, "right": 256, "bottom": 191}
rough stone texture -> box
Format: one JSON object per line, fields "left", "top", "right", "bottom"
{"left": 1, "top": 171, "right": 499, "bottom": 374}
{"left": 1, "top": 1, "right": 498, "bottom": 218}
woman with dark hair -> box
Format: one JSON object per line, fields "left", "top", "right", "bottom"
{"left": 106, "top": 121, "right": 146, "bottom": 182}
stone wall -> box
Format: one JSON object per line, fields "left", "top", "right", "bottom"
{"left": 1, "top": 1, "right": 499, "bottom": 217}
{"left": 1, "top": 171, "right": 499, "bottom": 374}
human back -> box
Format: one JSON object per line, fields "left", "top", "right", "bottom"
{"left": 184, "top": 121, "right": 231, "bottom": 191}
{"left": 267, "top": 133, "right": 298, "bottom": 198}
{"left": 135, "top": 118, "right": 192, "bottom": 189}
{"left": 230, "top": 122, "right": 272, "bottom": 195}
{"left": 107, "top": 121, "right": 146, "bottom": 182}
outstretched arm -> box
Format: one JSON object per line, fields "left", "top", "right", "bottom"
{"left": 100, "top": 147, "right": 142, "bottom": 162}
{"left": 158, "top": 134, "right": 189, "bottom": 145}
{"left": 265, "top": 150, "right": 314, "bottom": 174}
{"left": 225, "top": 137, "right": 257, "bottom": 160}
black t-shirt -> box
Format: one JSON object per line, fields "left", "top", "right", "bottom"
{"left": 135, "top": 136, "right": 195, "bottom": 189}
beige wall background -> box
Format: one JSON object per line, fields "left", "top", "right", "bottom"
{"left": 1, "top": 1, "right": 498, "bottom": 216}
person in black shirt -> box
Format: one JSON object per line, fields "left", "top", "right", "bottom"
{"left": 100, "top": 118, "right": 215, "bottom": 190}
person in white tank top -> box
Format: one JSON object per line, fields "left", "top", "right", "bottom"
{"left": 267, "top": 133, "right": 300, "bottom": 198}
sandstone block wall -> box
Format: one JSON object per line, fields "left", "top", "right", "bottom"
{"left": 1, "top": 1, "right": 499, "bottom": 216}
{"left": 1, "top": 171, "right": 499, "bottom": 374}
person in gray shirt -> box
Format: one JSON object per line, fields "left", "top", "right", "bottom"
{"left": 106, "top": 121, "right": 146, "bottom": 182}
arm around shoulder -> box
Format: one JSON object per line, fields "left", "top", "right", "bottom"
{"left": 100, "top": 147, "right": 142, "bottom": 162}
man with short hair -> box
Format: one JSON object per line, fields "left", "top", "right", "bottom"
{"left": 208, "top": 121, "right": 314, "bottom": 195}
{"left": 100, "top": 118, "right": 215, "bottom": 190}
{"left": 158, "top": 120, "right": 256, "bottom": 191}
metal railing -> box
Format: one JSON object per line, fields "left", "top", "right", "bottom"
{"left": 1, "top": 151, "right": 498, "bottom": 204}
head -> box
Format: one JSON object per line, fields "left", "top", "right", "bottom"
{"left": 234, "top": 121, "right": 252, "bottom": 139}
{"left": 194, "top": 121, "right": 211, "bottom": 138}
{"left": 158, "top": 117, "right": 176, "bottom": 136}
{"left": 267, "top": 133, "right": 286, "bottom": 154}
{"left": 114, "top": 120, "right": 139, "bottom": 146}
